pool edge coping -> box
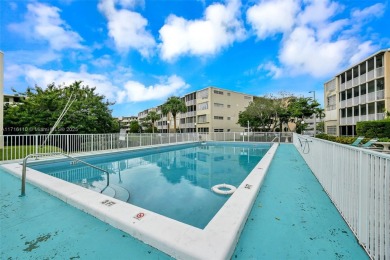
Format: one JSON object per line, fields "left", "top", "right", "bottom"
{"left": 1, "top": 142, "right": 279, "bottom": 260}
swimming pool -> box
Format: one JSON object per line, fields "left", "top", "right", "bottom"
{"left": 3, "top": 141, "right": 278, "bottom": 259}
{"left": 30, "top": 142, "right": 271, "bottom": 229}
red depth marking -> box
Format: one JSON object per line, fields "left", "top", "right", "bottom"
{"left": 135, "top": 212, "right": 145, "bottom": 219}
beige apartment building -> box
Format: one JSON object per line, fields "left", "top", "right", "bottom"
{"left": 140, "top": 87, "right": 254, "bottom": 133}
{"left": 324, "top": 49, "right": 390, "bottom": 136}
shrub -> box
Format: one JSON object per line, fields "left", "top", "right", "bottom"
{"left": 356, "top": 120, "right": 390, "bottom": 138}
{"left": 315, "top": 134, "right": 356, "bottom": 144}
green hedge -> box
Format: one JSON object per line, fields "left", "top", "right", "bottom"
{"left": 316, "top": 134, "right": 390, "bottom": 144}
{"left": 356, "top": 120, "right": 390, "bottom": 138}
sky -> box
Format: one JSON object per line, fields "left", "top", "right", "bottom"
{"left": 1, "top": 0, "right": 389, "bottom": 117}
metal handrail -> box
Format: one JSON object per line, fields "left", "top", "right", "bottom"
{"left": 21, "top": 152, "right": 110, "bottom": 196}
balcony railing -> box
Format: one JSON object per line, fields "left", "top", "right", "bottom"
{"left": 360, "top": 73, "right": 366, "bottom": 84}
{"left": 346, "top": 80, "right": 352, "bottom": 88}
{"left": 377, "top": 113, "right": 385, "bottom": 120}
{"left": 376, "top": 67, "right": 384, "bottom": 77}
{"left": 367, "top": 114, "right": 376, "bottom": 120}
{"left": 346, "top": 98, "right": 352, "bottom": 107}
{"left": 360, "top": 94, "right": 366, "bottom": 104}
{"left": 360, "top": 115, "right": 367, "bottom": 121}
{"left": 340, "top": 118, "right": 346, "bottom": 125}
{"left": 353, "top": 96, "right": 359, "bottom": 106}
{"left": 352, "top": 76, "right": 359, "bottom": 86}
{"left": 367, "top": 70, "right": 375, "bottom": 81}
{"left": 340, "top": 83, "right": 346, "bottom": 91}
{"left": 346, "top": 117, "right": 352, "bottom": 124}
{"left": 186, "top": 111, "right": 196, "bottom": 117}
{"left": 376, "top": 90, "right": 384, "bottom": 100}
{"left": 340, "top": 100, "right": 346, "bottom": 108}
{"left": 367, "top": 92, "right": 376, "bottom": 102}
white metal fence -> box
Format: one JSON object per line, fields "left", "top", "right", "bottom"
{"left": 0, "top": 132, "right": 293, "bottom": 162}
{"left": 293, "top": 133, "right": 389, "bottom": 260}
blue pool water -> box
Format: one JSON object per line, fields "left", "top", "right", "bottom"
{"left": 30, "top": 142, "right": 271, "bottom": 228}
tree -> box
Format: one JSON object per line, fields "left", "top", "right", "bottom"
{"left": 144, "top": 111, "right": 160, "bottom": 133}
{"left": 287, "top": 97, "right": 321, "bottom": 133}
{"left": 128, "top": 120, "right": 141, "bottom": 133}
{"left": 161, "top": 96, "right": 187, "bottom": 132}
{"left": 237, "top": 97, "right": 277, "bottom": 131}
{"left": 4, "top": 81, "right": 119, "bottom": 134}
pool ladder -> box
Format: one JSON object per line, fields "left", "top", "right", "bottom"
{"left": 20, "top": 152, "right": 110, "bottom": 196}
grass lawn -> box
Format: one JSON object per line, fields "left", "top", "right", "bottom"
{"left": 0, "top": 146, "right": 63, "bottom": 161}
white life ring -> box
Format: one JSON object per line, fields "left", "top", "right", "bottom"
{"left": 212, "top": 184, "right": 236, "bottom": 195}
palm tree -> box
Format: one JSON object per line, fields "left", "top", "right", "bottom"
{"left": 145, "top": 111, "right": 160, "bottom": 133}
{"left": 161, "top": 96, "right": 187, "bottom": 133}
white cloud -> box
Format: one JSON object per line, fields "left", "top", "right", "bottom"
{"left": 246, "top": 0, "right": 299, "bottom": 39}
{"left": 279, "top": 26, "right": 349, "bottom": 77}
{"left": 349, "top": 41, "right": 378, "bottom": 65}
{"left": 352, "top": 3, "right": 385, "bottom": 20}
{"left": 119, "top": 75, "right": 189, "bottom": 102}
{"left": 91, "top": 54, "right": 113, "bottom": 67}
{"left": 98, "top": 0, "right": 155, "bottom": 57}
{"left": 250, "top": 0, "right": 386, "bottom": 78}
{"left": 8, "top": 2, "right": 84, "bottom": 50}
{"left": 159, "top": 0, "right": 245, "bottom": 61}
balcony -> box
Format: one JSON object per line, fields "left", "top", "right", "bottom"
{"left": 376, "top": 67, "right": 384, "bottom": 77}
{"left": 186, "top": 111, "right": 196, "bottom": 117}
{"left": 377, "top": 113, "right": 385, "bottom": 120}
{"left": 340, "top": 83, "right": 346, "bottom": 91}
{"left": 367, "top": 70, "right": 374, "bottom": 81}
{"left": 354, "top": 116, "right": 359, "bottom": 124}
{"left": 346, "top": 80, "right": 352, "bottom": 88}
{"left": 346, "top": 98, "right": 352, "bottom": 107}
{"left": 352, "top": 77, "right": 359, "bottom": 86}
{"left": 353, "top": 97, "right": 359, "bottom": 106}
{"left": 340, "top": 100, "right": 346, "bottom": 108}
{"left": 367, "top": 114, "right": 376, "bottom": 120}
{"left": 360, "top": 94, "right": 366, "bottom": 104}
{"left": 360, "top": 115, "right": 367, "bottom": 121}
{"left": 346, "top": 117, "right": 353, "bottom": 125}
{"left": 376, "top": 90, "right": 384, "bottom": 100}
{"left": 367, "top": 92, "right": 375, "bottom": 102}
{"left": 360, "top": 73, "right": 366, "bottom": 84}
{"left": 340, "top": 118, "right": 346, "bottom": 125}
{"left": 186, "top": 100, "right": 196, "bottom": 106}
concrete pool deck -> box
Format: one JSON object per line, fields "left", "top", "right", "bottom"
{"left": 1, "top": 144, "right": 368, "bottom": 259}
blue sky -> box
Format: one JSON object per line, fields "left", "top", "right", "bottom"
{"left": 1, "top": 0, "right": 389, "bottom": 117}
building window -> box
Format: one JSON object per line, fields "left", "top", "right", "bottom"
{"left": 198, "top": 115, "right": 207, "bottom": 123}
{"left": 214, "top": 129, "right": 223, "bottom": 132}
{"left": 327, "top": 126, "right": 337, "bottom": 135}
{"left": 213, "top": 90, "right": 224, "bottom": 95}
{"left": 198, "top": 127, "right": 209, "bottom": 133}
{"left": 198, "top": 89, "right": 209, "bottom": 99}
{"left": 197, "top": 102, "right": 208, "bottom": 111}
{"left": 214, "top": 103, "right": 224, "bottom": 108}
{"left": 214, "top": 116, "right": 223, "bottom": 120}
{"left": 326, "top": 95, "right": 336, "bottom": 111}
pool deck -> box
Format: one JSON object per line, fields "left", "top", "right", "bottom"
{"left": 1, "top": 144, "right": 368, "bottom": 259}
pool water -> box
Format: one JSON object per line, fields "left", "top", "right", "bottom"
{"left": 30, "top": 142, "right": 271, "bottom": 228}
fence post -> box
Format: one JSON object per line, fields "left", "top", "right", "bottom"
{"left": 176, "top": 133, "right": 177, "bottom": 144}
{"left": 151, "top": 133, "right": 153, "bottom": 146}
{"left": 91, "top": 135, "right": 94, "bottom": 152}
{"left": 140, "top": 134, "right": 142, "bottom": 147}
{"left": 66, "top": 135, "right": 69, "bottom": 154}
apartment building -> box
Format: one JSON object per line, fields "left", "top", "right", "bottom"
{"left": 3, "top": 94, "right": 24, "bottom": 105}
{"left": 324, "top": 49, "right": 390, "bottom": 136}
{"left": 117, "top": 116, "right": 138, "bottom": 132}
{"left": 140, "top": 87, "right": 253, "bottom": 133}
{"left": 194, "top": 87, "right": 253, "bottom": 133}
